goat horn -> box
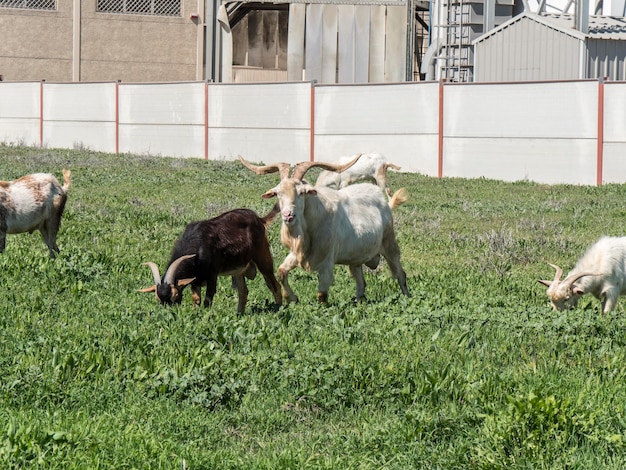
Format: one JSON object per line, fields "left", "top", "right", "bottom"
{"left": 291, "top": 153, "right": 363, "bottom": 181}
{"left": 163, "top": 254, "right": 197, "bottom": 285}
{"left": 561, "top": 271, "right": 602, "bottom": 289}
{"left": 143, "top": 262, "right": 162, "bottom": 286}
{"left": 238, "top": 156, "right": 291, "bottom": 180}
{"left": 548, "top": 263, "right": 563, "bottom": 282}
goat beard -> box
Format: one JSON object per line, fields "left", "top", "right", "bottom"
{"left": 281, "top": 222, "right": 312, "bottom": 271}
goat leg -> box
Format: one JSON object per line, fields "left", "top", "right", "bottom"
{"left": 349, "top": 265, "right": 367, "bottom": 302}
{"left": 602, "top": 288, "right": 620, "bottom": 315}
{"left": 204, "top": 276, "right": 218, "bottom": 308}
{"left": 316, "top": 265, "right": 334, "bottom": 304}
{"left": 232, "top": 275, "right": 249, "bottom": 314}
{"left": 191, "top": 285, "right": 202, "bottom": 307}
{"left": 277, "top": 252, "right": 299, "bottom": 303}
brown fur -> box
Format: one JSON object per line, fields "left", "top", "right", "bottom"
{"left": 0, "top": 169, "right": 71, "bottom": 258}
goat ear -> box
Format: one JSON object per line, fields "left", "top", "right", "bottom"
{"left": 177, "top": 277, "right": 196, "bottom": 288}
{"left": 138, "top": 286, "right": 157, "bottom": 293}
{"left": 572, "top": 286, "right": 585, "bottom": 296}
{"left": 537, "top": 280, "right": 552, "bottom": 287}
{"left": 261, "top": 189, "right": 277, "bottom": 199}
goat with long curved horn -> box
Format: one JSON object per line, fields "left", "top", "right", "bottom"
{"left": 537, "top": 237, "right": 626, "bottom": 314}
{"left": 240, "top": 152, "right": 409, "bottom": 304}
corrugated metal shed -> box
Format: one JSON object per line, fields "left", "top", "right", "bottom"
{"left": 473, "top": 13, "right": 626, "bottom": 81}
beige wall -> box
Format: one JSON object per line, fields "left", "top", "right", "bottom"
{"left": 0, "top": 2, "right": 73, "bottom": 81}
{"left": 0, "top": 0, "right": 203, "bottom": 83}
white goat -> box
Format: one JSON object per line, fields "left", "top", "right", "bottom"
{"left": 538, "top": 236, "right": 626, "bottom": 314}
{"left": 0, "top": 169, "right": 71, "bottom": 258}
{"left": 240, "top": 155, "right": 409, "bottom": 304}
{"left": 315, "top": 152, "right": 401, "bottom": 195}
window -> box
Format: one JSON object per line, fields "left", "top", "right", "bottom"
{"left": 0, "top": 0, "right": 56, "bottom": 10}
{"left": 96, "top": 0, "right": 181, "bottom": 16}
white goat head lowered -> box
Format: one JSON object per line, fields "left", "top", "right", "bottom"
{"left": 0, "top": 169, "right": 71, "bottom": 258}
{"left": 239, "top": 155, "right": 410, "bottom": 304}
{"left": 538, "top": 236, "right": 626, "bottom": 314}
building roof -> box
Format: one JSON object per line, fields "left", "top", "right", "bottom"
{"left": 545, "top": 13, "right": 626, "bottom": 39}
{"left": 473, "top": 12, "right": 626, "bottom": 44}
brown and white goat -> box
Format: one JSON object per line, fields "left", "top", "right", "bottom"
{"left": 538, "top": 236, "right": 626, "bottom": 314}
{"left": 0, "top": 169, "right": 71, "bottom": 258}
{"left": 139, "top": 207, "right": 282, "bottom": 313}
{"left": 240, "top": 155, "right": 409, "bottom": 304}
{"left": 315, "top": 152, "right": 401, "bottom": 196}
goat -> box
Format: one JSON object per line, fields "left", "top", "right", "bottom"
{"left": 239, "top": 155, "right": 409, "bottom": 304}
{"left": 139, "top": 207, "right": 283, "bottom": 313}
{"left": 538, "top": 236, "right": 626, "bottom": 314}
{"left": 0, "top": 169, "right": 71, "bottom": 258}
{"left": 315, "top": 152, "right": 401, "bottom": 195}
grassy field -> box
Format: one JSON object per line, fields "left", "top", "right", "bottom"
{"left": 1, "top": 145, "right": 626, "bottom": 468}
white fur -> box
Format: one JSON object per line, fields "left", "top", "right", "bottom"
{"left": 0, "top": 170, "right": 70, "bottom": 258}
{"left": 315, "top": 153, "right": 400, "bottom": 192}
{"left": 263, "top": 179, "right": 409, "bottom": 303}
{"left": 542, "top": 236, "right": 626, "bottom": 313}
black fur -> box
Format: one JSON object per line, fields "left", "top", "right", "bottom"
{"left": 154, "top": 207, "right": 282, "bottom": 312}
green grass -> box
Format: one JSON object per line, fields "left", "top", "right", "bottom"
{"left": 1, "top": 144, "right": 626, "bottom": 468}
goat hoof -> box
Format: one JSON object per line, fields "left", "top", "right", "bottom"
{"left": 317, "top": 293, "right": 328, "bottom": 304}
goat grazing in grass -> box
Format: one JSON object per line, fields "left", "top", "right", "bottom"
{"left": 538, "top": 236, "right": 626, "bottom": 314}
{"left": 0, "top": 169, "right": 71, "bottom": 258}
{"left": 139, "top": 207, "right": 282, "bottom": 313}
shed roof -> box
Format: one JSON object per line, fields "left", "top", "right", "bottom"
{"left": 473, "top": 12, "right": 626, "bottom": 44}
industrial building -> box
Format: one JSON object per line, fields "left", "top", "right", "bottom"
{"left": 0, "top": 0, "right": 625, "bottom": 83}
{"left": 473, "top": 13, "right": 626, "bottom": 81}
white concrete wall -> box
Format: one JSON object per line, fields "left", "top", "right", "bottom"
{"left": 0, "top": 82, "right": 40, "bottom": 147}
{"left": 119, "top": 82, "right": 205, "bottom": 158}
{"left": 443, "top": 81, "right": 599, "bottom": 184}
{"left": 602, "top": 82, "right": 626, "bottom": 184}
{"left": 0, "top": 79, "right": 623, "bottom": 185}
{"left": 208, "top": 82, "right": 311, "bottom": 164}
{"left": 43, "top": 82, "right": 117, "bottom": 153}
{"left": 314, "top": 82, "right": 439, "bottom": 176}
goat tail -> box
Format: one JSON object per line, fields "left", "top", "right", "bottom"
{"left": 61, "top": 168, "right": 71, "bottom": 192}
{"left": 262, "top": 202, "right": 281, "bottom": 228}
{"left": 385, "top": 162, "right": 402, "bottom": 171}
{"left": 388, "top": 187, "right": 408, "bottom": 210}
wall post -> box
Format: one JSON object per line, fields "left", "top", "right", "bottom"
{"left": 115, "top": 80, "right": 120, "bottom": 154}
{"left": 39, "top": 80, "right": 44, "bottom": 148}
{"left": 204, "top": 81, "right": 209, "bottom": 160}
{"left": 438, "top": 78, "right": 444, "bottom": 178}
{"left": 597, "top": 77, "right": 604, "bottom": 186}
{"left": 310, "top": 80, "right": 316, "bottom": 162}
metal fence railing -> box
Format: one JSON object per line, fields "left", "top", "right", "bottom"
{"left": 96, "top": 0, "right": 181, "bottom": 17}
{"left": 0, "top": 0, "right": 56, "bottom": 10}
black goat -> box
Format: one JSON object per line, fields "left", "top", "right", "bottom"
{"left": 139, "top": 207, "right": 282, "bottom": 313}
